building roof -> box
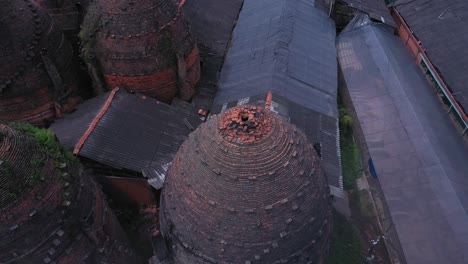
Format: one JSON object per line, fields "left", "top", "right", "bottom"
{"left": 181, "top": 0, "right": 245, "bottom": 110}
{"left": 0, "top": 124, "right": 140, "bottom": 263}
{"left": 214, "top": 0, "right": 338, "bottom": 119}
{"left": 395, "top": 0, "right": 468, "bottom": 112}
{"left": 340, "top": 0, "right": 395, "bottom": 26}
{"left": 212, "top": 0, "right": 342, "bottom": 192}
{"left": 160, "top": 105, "right": 332, "bottom": 264}
{"left": 51, "top": 88, "right": 202, "bottom": 186}
{"left": 338, "top": 16, "right": 468, "bottom": 264}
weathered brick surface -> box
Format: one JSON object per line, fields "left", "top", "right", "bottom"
{"left": 160, "top": 106, "right": 333, "bottom": 264}
{"left": 33, "top": 0, "right": 82, "bottom": 32}
{"left": 91, "top": 0, "right": 200, "bottom": 103}
{"left": 0, "top": 125, "right": 142, "bottom": 263}
{"left": 0, "top": 1, "right": 85, "bottom": 126}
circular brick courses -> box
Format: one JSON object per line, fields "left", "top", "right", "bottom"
{"left": 0, "top": 124, "right": 141, "bottom": 263}
{"left": 0, "top": 0, "right": 84, "bottom": 126}
{"left": 160, "top": 106, "right": 332, "bottom": 264}
{"left": 90, "top": 0, "right": 200, "bottom": 103}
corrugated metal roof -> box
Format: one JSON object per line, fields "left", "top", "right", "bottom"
{"left": 214, "top": 0, "right": 338, "bottom": 119}
{"left": 338, "top": 16, "right": 468, "bottom": 264}
{"left": 183, "top": 0, "right": 244, "bottom": 110}
{"left": 52, "top": 94, "right": 109, "bottom": 150}
{"left": 340, "top": 0, "right": 395, "bottom": 26}
{"left": 142, "top": 162, "right": 171, "bottom": 190}
{"left": 395, "top": 0, "right": 468, "bottom": 112}
{"left": 51, "top": 89, "right": 202, "bottom": 177}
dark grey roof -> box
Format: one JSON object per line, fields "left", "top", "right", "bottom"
{"left": 338, "top": 16, "right": 468, "bottom": 264}
{"left": 51, "top": 89, "right": 202, "bottom": 176}
{"left": 340, "top": 0, "right": 395, "bottom": 26}
{"left": 395, "top": 0, "right": 468, "bottom": 112}
{"left": 182, "top": 0, "right": 244, "bottom": 110}
{"left": 212, "top": 93, "right": 342, "bottom": 191}
{"left": 51, "top": 93, "right": 109, "bottom": 150}
{"left": 182, "top": 0, "right": 244, "bottom": 56}
{"left": 211, "top": 0, "right": 342, "bottom": 193}
{"left": 214, "top": 0, "right": 338, "bottom": 119}
{"left": 142, "top": 162, "right": 171, "bottom": 190}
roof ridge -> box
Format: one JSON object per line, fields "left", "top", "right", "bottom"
{"left": 73, "top": 87, "right": 120, "bottom": 155}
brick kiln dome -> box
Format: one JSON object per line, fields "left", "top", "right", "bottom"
{"left": 160, "top": 105, "right": 332, "bottom": 264}
{"left": 0, "top": 0, "right": 84, "bottom": 126}
{"left": 0, "top": 124, "right": 141, "bottom": 263}
{"left": 85, "top": 0, "right": 200, "bottom": 102}
{"left": 33, "top": 0, "right": 83, "bottom": 32}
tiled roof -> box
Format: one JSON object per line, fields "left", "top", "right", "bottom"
{"left": 51, "top": 88, "right": 202, "bottom": 177}
{"left": 395, "top": 0, "right": 468, "bottom": 112}
{"left": 160, "top": 105, "right": 332, "bottom": 264}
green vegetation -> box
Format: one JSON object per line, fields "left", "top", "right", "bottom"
{"left": 79, "top": 0, "right": 101, "bottom": 63}
{"left": 10, "top": 122, "right": 75, "bottom": 164}
{"left": 339, "top": 107, "right": 362, "bottom": 190}
{"left": 339, "top": 107, "right": 353, "bottom": 129}
{"left": 327, "top": 103, "right": 390, "bottom": 263}
{"left": 326, "top": 210, "right": 363, "bottom": 264}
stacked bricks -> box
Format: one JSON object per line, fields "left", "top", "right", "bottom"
{"left": 160, "top": 105, "right": 333, "bottom": 264}
{"left": 89, "top": 0, "right": 200, "bottom": 103}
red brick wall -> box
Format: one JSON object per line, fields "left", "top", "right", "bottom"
{"left": 104, "top": 46, "right": 200, "bottom": 103}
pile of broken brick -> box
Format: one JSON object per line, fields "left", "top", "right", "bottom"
{"left": 219, "top": 106, "right": 273, "bottom": 143}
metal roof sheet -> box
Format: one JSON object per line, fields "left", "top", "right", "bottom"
{"left": 142, "top": 162, "right": 171, "bottom": 190}
{"left": 51, "top": 89, "right": 202, "bottom": 176}
{"left": 214, "top": 0, "right": 339, "bottom": 119}
{"left": 395, "top": 0, "right": 468, "bottom": 112}
{"left": 340, "top": 0, "right": 395, "bottom": 26}
{"left": 338, "top": 16, "right": 468, "bottom": 264}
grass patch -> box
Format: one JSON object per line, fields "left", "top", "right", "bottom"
{"left": 1, "top": 123, "right": 77, "bottom": 204}
{"left": 339, "top": 107, "right": 362, "bottom": 190}
{"left": 326, "top": 210, "right": 363, "bottom": 264}
{"left": 10, "top": 122, "right": 75, "bottom": 164}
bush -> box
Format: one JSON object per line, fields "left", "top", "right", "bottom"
{"left": 340, "top": 115, "right": 353, "bottom": 128}
{"left": 338, "top": 106, "right": 361, "bottom": 190}
{"left": 339, "top": 107, "right": 353, "bottom": 129}
{"left": 10, "top": 122, "right": 75, "bottom": 163}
